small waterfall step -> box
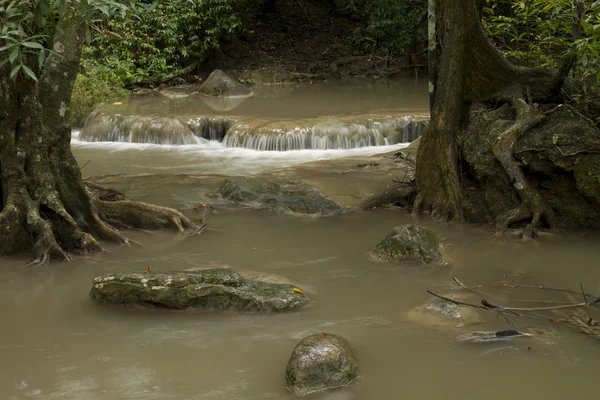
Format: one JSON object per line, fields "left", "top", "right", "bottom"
{"left": 79, "top": 108, "right": 429, "bottom": 150}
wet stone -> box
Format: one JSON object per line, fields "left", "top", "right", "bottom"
{"left": 371, "top": 224, "right": 445, "bottom": 265}
{"left": 285, "top": 333, "right": 359, "bottom": 395}
{"left": 89, "top": 269, "right": 309, "bottom": 312}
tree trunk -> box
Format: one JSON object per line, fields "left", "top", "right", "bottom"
{"left": 0, "top": 20, "right": 200, "bottom": 263}
{"left": 414, "top": 0, "right": 565, "bottom": 230}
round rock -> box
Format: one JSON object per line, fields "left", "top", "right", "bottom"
{"left": 371, "top": 224, "right": 445, "bottom": 264}
{"left": 285, "top": 333, "right": 359, "bottom": 395}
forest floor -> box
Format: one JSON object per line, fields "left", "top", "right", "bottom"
{"left": 200, "top": 0, "right": 425, "bottom": 81}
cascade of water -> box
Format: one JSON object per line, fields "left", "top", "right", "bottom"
{"left": 79, "top": 109, "right": 429, "bottom": 150}
{"left": 79, "top": 112, "right": 201, "bottom": 145}
{"left": 222, "top": 116, "right": 428, "bottom": 151}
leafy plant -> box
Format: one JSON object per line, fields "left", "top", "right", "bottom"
{"left": 345, "top": 0, "right": 428, "bottom": 56}
{"left": 84, "top": 0, "right": 243, "bottom": 84}
{"left": 483, "top": 0, "right": 600, "bottom": 87}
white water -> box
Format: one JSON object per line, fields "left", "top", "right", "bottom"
{"left": 71, "top": 130, "right": 409, "bottom": 176}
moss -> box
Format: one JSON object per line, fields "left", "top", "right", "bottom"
{"left": 70, "top": 73, "right": 130, "bottom": 128}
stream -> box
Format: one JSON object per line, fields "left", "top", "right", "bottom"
{"left": 1, "top": 81, "right": 599, "bottom": 399}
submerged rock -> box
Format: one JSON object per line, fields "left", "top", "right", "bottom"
{"left": 371, "top": 225, "right": 445, "bottom": 264}
{"left": 89, "top": 269, "right": 308, "bottom": 312}
{"left": 199, "top": 69, "right": 251, "bottom": 97}
{"left": 406, "top": 293, "right": 484, "bottom": 329}
{"left": 218, "top": 177, "right": 344, "bottom": 215}
{"left": 285, "top": 333, "right": 359, "bottom": 395}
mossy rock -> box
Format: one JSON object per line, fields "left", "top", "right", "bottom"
{"left": 285, "top": 333, "right": 359, "bottom": 395}
{"left": 371, "top": 225, "right": 445, "bottom": 265}
{"left": 218, "top": 177, "right": 344, "bottom": 215}
{"left": 89, "top": 269, "right": 309, "bottom": 312}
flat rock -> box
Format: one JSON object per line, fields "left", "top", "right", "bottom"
{"left": 285, "top": 333, "right": 359, "bottom": 395}
{"left": 89, "top": 269, "right": 308, "bottom": 312}
{"left": 218, "top": 177, "right": 344, "bottom": 215}
{"left": 371, "top": 224, "right": 445, "bottom": 264}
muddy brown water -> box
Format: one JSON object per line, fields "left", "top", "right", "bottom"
{"left": 2, "top": 82, "right": 600, "bottom": 399}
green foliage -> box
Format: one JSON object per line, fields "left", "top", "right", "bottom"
{"left": 0, "top": 0, "right": 144, "bottom": 82}
{"left": 70, "top": 68, "right": 130, "bottom": 127}
{"left": 85, "top": 0, "right": 242, "bottom": 84}
{"left": 344, "top": 0, "right": 427, "bottom": 55}
{"left": 483, "top": 0, "right": 600, "bottom": 87}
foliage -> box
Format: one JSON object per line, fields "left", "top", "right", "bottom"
{"left": 344, "top": 0, "right": 428, "bottom": 56}
{"left": 70, "top": 67, "right": 130, "bottom": 127}
{"left": 85, "top": 0, "right": 242, "bottom": 84}
{"left": 483, "top": 0, "right": 600, "bottom": 87}
{"left": 0, "top": 0, "right": 145, "bottom": 82}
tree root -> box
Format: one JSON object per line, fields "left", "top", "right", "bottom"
{"left": 95, "top": 200, "right": 200, "bottom": 232}
{"left": 354, "top": 182, "right": 416, "bottom": 210}
{"left": 492, "top": 95, "right": 556, "bottom": 238}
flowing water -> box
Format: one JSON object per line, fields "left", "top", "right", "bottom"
{"left": 2, "top": 81, "right": 600, "bottom": 400}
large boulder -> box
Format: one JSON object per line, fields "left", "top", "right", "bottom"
{"left": 218, "top": 177, "right": 344, "bottom": 215}
{"left": 199, "top": 69, "right": 251, "bottom": 97}
{"left": 285, "top": 333, "right": 359, "bottom": 395}
{"left": 89, "top": 269, "right": 308, "bottom": 312}
{"left": 371, "top": 225, "right": 445, "bottom": 264}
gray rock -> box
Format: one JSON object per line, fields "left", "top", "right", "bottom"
{"left": 89, "top": 269, "right": 308, "bottom": 312}
{"left": 218, "top": 177, "right": 344, "bottom": 215}
{"left": 285, "top": 333, "right": 359, "bottom": 395}
{"left": 371, "top": 225, "right": 445, "bottom": 264}
{"left": 199, "top": 69, "right": 251, "bottom": 97}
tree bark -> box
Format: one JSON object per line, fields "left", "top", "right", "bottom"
{"left": 0, "top": 18, "right": 200, "bottom": 263}
{"left": 414, "top": 0, "right": 562, "bottom": 229}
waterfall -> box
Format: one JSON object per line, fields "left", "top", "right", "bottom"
{"left": 79, "top": 111, "right": 201, "bottom": 145}
{"left": 222, "top": 116, "right": 428, "bottom": 151}
{"left": 79, "top": 109, "right": 429, "bottom": 150}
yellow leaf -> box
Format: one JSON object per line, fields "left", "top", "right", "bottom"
{"left": 146, "top": 265, "right": 152, "bottom": 273}
{"left": 292, "top": 287, "right": 304, "bottom": 295}
{"left": 113, "top": 101, "right": 123, "bottom": 105}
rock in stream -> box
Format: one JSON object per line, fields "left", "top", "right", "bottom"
{"left": 371, "top": 224, "right": 445, "bottom": 264}
{"left": 285, "top": 333, "right": 359, "bottom": 395}
{"left": 219, "top": 176, "right": 344, "bottom": 215}
{"left": 89, "top": 269, "right": 309, "bottom": 312}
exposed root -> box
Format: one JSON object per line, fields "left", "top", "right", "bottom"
{"left": 355, "top": 182, "right": 415, "bottom": 210}
{"left": 492, "top": 95, "right": 556, "bottom": 238}
{"left": 95, "top": 200, "right": 200, "bottom": 232}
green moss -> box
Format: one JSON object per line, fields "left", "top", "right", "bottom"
{"left": 70, "top": 73, "right": 130, "bottom": 128}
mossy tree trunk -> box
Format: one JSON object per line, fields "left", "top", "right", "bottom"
{"left": 414, "top": 0, "right": 567, "bottom": 233}
{"left": 0, "top": 19, "right": 198, "bottom": 263}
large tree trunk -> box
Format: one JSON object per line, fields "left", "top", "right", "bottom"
{"left": 0, "top": 20, "right": 200, "bottom": 263}
{"left": 412, "top": 0, "right": 594, "bottom": 235}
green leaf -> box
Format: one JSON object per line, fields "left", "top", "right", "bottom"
{"left": 8, "top": 46, "right": 19, "bottom": 63}
{"left": 22, "top": 41, "right": 45, "bottom": 50}
{"left": 21, "top": 65, "right": 38, "bottom": 82}
{"left": 9, "top": 64, "right": 21, "bottom": 80}
{"left": 38, "top": 50, "right": 46, "bottom": 67}
{"left": 0, "top": 44, "right": 15, "bottom": 52}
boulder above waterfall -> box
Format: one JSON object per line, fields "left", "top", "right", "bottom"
{"left": 199, "top": 69, "right": 252, "bottom": 97}
{"left": 89, "top": 269, "right": 309, "bottom": 312}
{"left": 218, "top": 177, "right": 344, "bottom": 215}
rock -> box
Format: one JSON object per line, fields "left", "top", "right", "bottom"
{"left": 89, "top": 269, "right": 309, "bottom": 312}
{"left": 405, "top": 293, "right": 484, "bottom": 329}
{"left": 199, "top": 69, "right": 251, "bottom": 97}
{"left": 371, "top": 225, "right": 445, "bottom": 264}
{"left": 218, "top": 177, "right": 344, "bottom": 215}
{"left": 285, "top": 333, "right": 359, "bottom": 395}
